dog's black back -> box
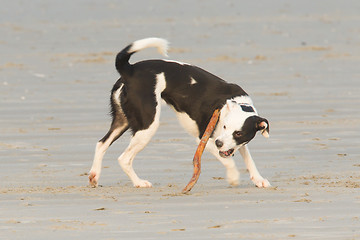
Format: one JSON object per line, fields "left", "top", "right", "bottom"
{"left": 115, "top": 59, "right": 247, "bottom": 137}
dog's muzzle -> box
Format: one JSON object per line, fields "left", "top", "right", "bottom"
{"left": 219, "top": 148, "right": 234, "bottom": 158}
{"left": 215, "top": 139, "right": 234, "bottom": 158}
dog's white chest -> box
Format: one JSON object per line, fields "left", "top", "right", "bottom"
{"left": 176, "top": 112, "right": 199, "bottom": 137}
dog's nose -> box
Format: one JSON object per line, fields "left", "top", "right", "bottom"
{"left": 215, "top": 139, "right": 223, "bottom": 148}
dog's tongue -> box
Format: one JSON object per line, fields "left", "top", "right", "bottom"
{"left": 225, "top": 149, "right": 232, "bottom": 156}
{"left": 220, "top": 149, "right": 234, "bottom": 157}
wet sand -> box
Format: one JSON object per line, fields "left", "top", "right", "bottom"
{"left": 1, "top": 1, "right": 359, "bottom": 239}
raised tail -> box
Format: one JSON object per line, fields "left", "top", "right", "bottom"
{"left": 115, "top": 37, "right": 169, "bottom": 76}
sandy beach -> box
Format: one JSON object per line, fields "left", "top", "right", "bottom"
{"left": 1, "top": 0, "right": 359, "bottom": 239}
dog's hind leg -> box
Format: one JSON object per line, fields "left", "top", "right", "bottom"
{"left": 89, "top": 122, "right": 128, "bottom": 187}
{"left": 118, "top": 73, "right": 165, "bottom": 188}
{"left": 89, "top": 82, "right": 129, "bottom": 187}
{"left": 117, "top": 121, "right": 159, "bottom": 188}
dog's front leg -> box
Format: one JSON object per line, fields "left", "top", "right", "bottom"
{"left": 239, "top": 145, "right": 270, "bottom": 188}
{"left": 205, "top": 139, "right": 240, "bottom": 186}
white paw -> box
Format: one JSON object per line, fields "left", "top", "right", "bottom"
{"left": 227, "top": 169, "right": 240, "bottom": 186}
{"left": 134, "top": 180, "right": 153, "bottom": 188}
{"left": 251, "top": 176, "right": 271, "bottom": 188}
{"left": 88, "top": 171, "right": 99, "bottom": 188}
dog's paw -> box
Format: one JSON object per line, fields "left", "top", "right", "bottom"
{"left": 227, "top": 169, "right": 240, "bottom": 186}
{"left": 89, "top": 172, "right": 99, "bottom": 188}
{"left": 251, "top": 176, "right": 271, "bottom": 188}
{"left": 134, "top": 180, "right": 153, "bottom": 188}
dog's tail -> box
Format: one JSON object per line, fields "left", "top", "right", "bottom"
{"left": 115, "top": 37, "right": 169, "bottom": 76}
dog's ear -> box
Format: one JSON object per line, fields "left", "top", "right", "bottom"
{"left": 256, "top": 117, "right": 269, "bottom": 138}
{"left": 226, "top": 99, "right": 237, "bottom": 111}
{"left": 221, "top": 100, "right": 237, "bottom": 117}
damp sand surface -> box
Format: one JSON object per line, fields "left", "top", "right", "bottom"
{"left": 1, "top": 1, "right": 359, "bottom": 239}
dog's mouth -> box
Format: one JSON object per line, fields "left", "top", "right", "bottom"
{"left": 219, "top": 148, "right": 234, "bottom": 158}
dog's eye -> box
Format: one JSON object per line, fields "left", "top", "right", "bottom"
{"left": 234, "top": 131, "right": 242, "bottom": 137}
{"left": 223, "top": 125, "right": 226, "bottom": 129}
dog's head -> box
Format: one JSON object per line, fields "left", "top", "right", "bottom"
{"left": 215, "top": 99, "right": 269, "bottom": 158}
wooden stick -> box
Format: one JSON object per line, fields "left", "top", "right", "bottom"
{"left": 182, "top": 109, "right": 220, "bottom": 194}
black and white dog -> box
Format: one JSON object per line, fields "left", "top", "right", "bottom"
{"left": 89, "top": 38, "right": 270, "bottom": 189}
